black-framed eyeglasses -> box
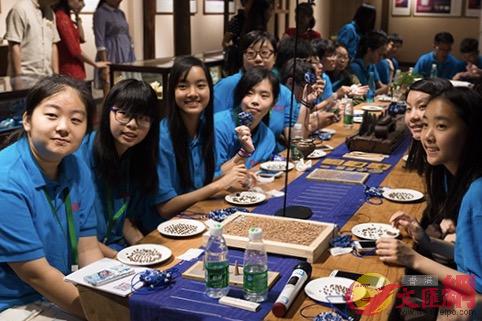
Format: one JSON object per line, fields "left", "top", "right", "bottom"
{"left": 111, "top": 107, "right": 152, "bottom": 128}
{"left": 244, "top": 49, "right": 274, "bottom": 60}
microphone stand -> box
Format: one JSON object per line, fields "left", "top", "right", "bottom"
{"left": 275, "top": 0, "right": 312, "bottom": 220}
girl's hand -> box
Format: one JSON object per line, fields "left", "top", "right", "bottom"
{"left": 235, "top": 125, "right": 255, "bottom": 153}
{"left": 95, "top": 61, "right": 110, "bottom": 69}
{"left": 218, "top": 164, "right": 249, "bottom": 190}
{"left": 390, "top": 211, "right": 429, "bottom": 245}
{"left": 376, "top": 238, "right": 419, "bottom": 268}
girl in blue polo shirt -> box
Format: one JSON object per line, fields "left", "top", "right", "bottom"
{"left": 215, "top": 67, "right": 280, "bottom": 170}
{"left": 376, "top": 88, "right": 482, "bottom": 315}
{"left": 0, "top": 75, "right": 103, "bottom": 319}
{"left": 77, "top": 79, "right": 161, "bottom": 257}
{"left": 155, "top": 56, "right": 249, "bottom": 219}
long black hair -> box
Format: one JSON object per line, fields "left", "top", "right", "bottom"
{"left": 353, "top": 4, "right": 376, "bottom": 34}
{"left": 356, "top": 31, "right": 387, "bottom": 59}
{"left": 242, "top": 0, "right": 274, "bottom": 34}
{"left": 405, "top": 78, "right": 453, "bottom": 175}
{"left": 166, "top": 56, "right": 215, "bottom": 191}
{"left": 93, "top": 79, "right": 160, "bottom": 194}
{"left": 422, "top": 87, "right": 482, "bottom": 228}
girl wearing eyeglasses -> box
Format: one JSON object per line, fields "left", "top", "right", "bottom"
{"left": 0, "top": 75, "right": 103, "bottom": 319}
{"left": 77, "top": 79, "right": 161, "bottom": 258}
{"left": 154, "top": 56, "right": 248, "bottom": 219}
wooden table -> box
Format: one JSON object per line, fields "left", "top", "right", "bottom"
{"left": 79, "top": 102, "right": 425, "bottom": 321}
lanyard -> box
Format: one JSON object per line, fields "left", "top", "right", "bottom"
{"left": 103, "top": 187, "right": 129, "bottom": 244}
{"left": 42, "top": 188, "right": 78, "bottom": 270}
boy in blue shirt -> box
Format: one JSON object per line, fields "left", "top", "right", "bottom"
{"left": 376, "top": 33, "right": 403, "bottom": 84}
{"left": 413, "top": 32, "right": 463, "bottom": 79}
{"left": 453, "top": 38, "right": 482, "bottom": 81}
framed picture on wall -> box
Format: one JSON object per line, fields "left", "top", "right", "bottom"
{"left": 465, "top": 0, "right": 481, "bottom": 17}
{"left": 156, "top": 0, "right": 198, "bottom": 14}
{"left": 82, "top": 0, "right": 99, "bottom": 13}
{"left": 414, "top": 0, "right": 462, "bottom": 16}
{"left": 204, "top": 0, "right": 235, "bottom": 14}
{"left": 392, "top": 0, "right": 411, "bottom": 16}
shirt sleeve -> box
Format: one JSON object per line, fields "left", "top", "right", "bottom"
{"left": 55, "top": 12, "right": 82, "bottom": 58}
{"left": 350, "top": 63, "right": 364, "bottom": 84}
{"left": 76, "top": 160, "right": 98, "bottom": 238}
{"left": 413, "top": 55, "right": 428, "bottom": 78}
{"left": 0, "top": 187, "right": 45, "bottom": 263}
{"left": 152, "top": 142, "right": 179, "bottom": 205}
{"left": 93, "top": 9, "right": 107, "bottom": 51}
{"left": 214, "top": 116, "right": 236, "bottom": 169}
{"left": 5, "top": 6, "right": 26, "bottom": 43}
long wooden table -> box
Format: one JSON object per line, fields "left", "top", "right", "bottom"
{"left": 79, "top": 103, "right": 425, "bottom": 321}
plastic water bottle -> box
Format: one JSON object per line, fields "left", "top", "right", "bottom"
{"left": 343, "top": 98, "right": 354, "bottom": 128}
{"left": 366, "top": 71, "right": 376, "bottom": 103}
{"left": 243, "top": 227, "right": 268, "bottom": 302}
{"left": 290, "top": 123, "right": 303, "bottom": 161}
{"left": 205, "top": 223, "right": 229, "bottom": 298}
{"left": 430, "top": 63, "right": 438, "bottom": 78}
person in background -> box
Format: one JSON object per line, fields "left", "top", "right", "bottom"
{"left": 77, "top": 79, "right": 161, "bottom": 257}
{"left": 327, "top": 42, "right": 362, "bottom": 93}
{"left": 274, "top": 37, "right": 314, "bottom": 76}
{"left": 283, "top": 2, "right": 320, "bottom": 41}
{"left": 453, "top": 38, "right": 482, "bottom": 82}
{"left": 376, "top": 33, "right": 403, "bottom": 85}
{"left": 350, "top": 31, "right": 388, "bottom": 95}
{"left": 0, "top": 75, "right": 103, "bottom": 320}
{"left": 5, "top": 0, "right": 60, "bottom": 80}
{"left": 155, "top": 56, "right": 249, "bottom": 219}
{"left": 377, "top": 87, "right": 482, "bottom": 320}
{"left": 215, "top": 67, "right": 279, "bottom": 170}
{"left": 93, "top": 0, "right": 135, "bottom": 94}
{"left": 241, "top": 0, "right": 274, "bottom": 35}
{"left": 222, "top": 0, "right": 250, "bottom": 76}
{"left": 337, "top": 3, "right": 376, "bottom": 60}
{"left": 214, "top": 31, "right": 299, "bottom": 152}
{"left": 55, "top": 0, "right": 109, "bottom": 81}
{"left": 414, "top": 32, "right": 463, "bottom": 79}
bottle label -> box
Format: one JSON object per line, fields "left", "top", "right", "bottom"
{"left": 244, "top": 268, "right": 268, "bottom": 293}
{"left": 205, "top": 261, "right": 229, "bottom": 288}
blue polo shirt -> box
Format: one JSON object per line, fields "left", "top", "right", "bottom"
{"left": 77, "top": 132, "right": 151, "bottom": 248}
{"left": 413, "top": 51, "right": 464, "bottom": 79}
{"left": 455, "top": 177, "right": 482, "bottom": 294}
{"left": 213, "top": 71, "right": 299, "bottom": 151}
{"left": 350, "top": 58, "right": 380, "bottom": 85}
{"left": 153, "top": 118, "right": 220, "bottom": 205}
{"left": 0, "top": 137, "right": 97, "bottom": 310}
{"left": 337, "top": 21, "right": 360, "bottom": 59}
{"left": 376, "top": 59, "right": 391, "bottom": 84}
{"left": 214, "top": 110, "right": 276, "bottom": 169}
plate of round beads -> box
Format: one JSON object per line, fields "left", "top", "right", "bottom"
{"left": 382, "top": 188, "right": 424, "bottom": 203}
{"left": 157, "top": 219, "right": 206, "bottom": 238}
{"left": 304, "top": 277, "right": 367, "bottom": 304}
{"left": 117, "top": 244, "right": 172, "bottom": 266}
{"left": 225, "top": 191, "right": 266, "bottom": 206}
{"left": 351, "top": 223, "right": 400, "bottom": 240}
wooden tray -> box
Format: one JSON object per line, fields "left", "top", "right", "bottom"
{"left": 182, "top": 261, "right": 280, "bottom": 288}
{"left": 202, "top": 212, "right": 336, "bottom": 263}
{"left": 306, "top": 168, "right": 369, "bottom": 185}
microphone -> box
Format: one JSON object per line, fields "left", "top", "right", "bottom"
{"left": 272, "top": 262, "right": 312, "bottom": 317}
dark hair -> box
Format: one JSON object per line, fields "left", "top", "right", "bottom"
{"left": 166, "top": 56, "right": 215, "bottom": 191}
{"left": 233, "top": 67, "right": 280, "bottom": 114}
{"left": 460, "top": 38, "right": 479, "bottom": 54}
{"left": 94, "top": 79, "right": 160, "bottom": 194}
{"left": 53, "top": 0, "right": 71, "bottom": 12}
{"left": 96, "top": 0, "right": 106, "bottom": 9}
{"left": 296, "top": 2, "right": 315, "bottom": 30}
{"left": 422, "top": 87, "right": 482, "bottom": 228}
{"left": 388, "top": 33, "right": 403, "bottom": 45}
{"left": 357, "top": 31, "right": 387, "bottom": 58}
{"left": 434, "top": 32, "right": 454, "bottom": 45}
{"left": 280, "top": 58, "right": 314, "bottom": 86}
{"left": 405, "top": 78, "right": 453, "bottom": 175}
{"left": 275, "top": 38, "right": 314, "bottom": 70}
{"left": 242, "top": 0, "right": 274, "bottom": 34}
{"left": 240, "top": 30, "right": 277, "bottom": 57}
{"left": 25, "top": 75, "right": 95, "bottom": 132}
{"left": 353, "top": 4, "right": 376, "bottom": 34}
{"left": 312, "top": 38, "right": 336, "bottom": 59}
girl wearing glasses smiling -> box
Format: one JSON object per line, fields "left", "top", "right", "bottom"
{"left": 77, "top": 79, "right": 161, "bottom": 258}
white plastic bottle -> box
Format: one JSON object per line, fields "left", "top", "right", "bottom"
{"left": 205, "top": 223, "right": 229, "bottom": 298}
{"left": 243, "top": 227, "right": 268, "bottom": 302}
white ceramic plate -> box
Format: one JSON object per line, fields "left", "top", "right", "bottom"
{"left": 321, "top": 128, "right": 336, "bottom": 135}
{"left": 157, "top": 219, "right": 206, "bottom": 238}
{"left": 377, "top": 95, "right": 393, "bottom": 102}
{"left": 225, "top": 191, "right": 266, "bottom": 206}
{"left": 307, "top": 149, "right": 327, "bottom": 159}
{"left": 362, "top": 105, "right": 384, "bottom": 112}
{"left": 304, "top": 277, "right": 367, "bottom": 304}
{"left": 260, "top": 161, "right": 295, "bottom": 172}
{"left": 382, "top": 188, "right": 424, "bottom": 203}
{"left": 117, "top": 244, "right": 172, "bottom": 266}
{"left": 351, "top": 223, "right": 400, "bottom": 240}
{"left": 353, "top": 116, "right": 363, "bottom": 123}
